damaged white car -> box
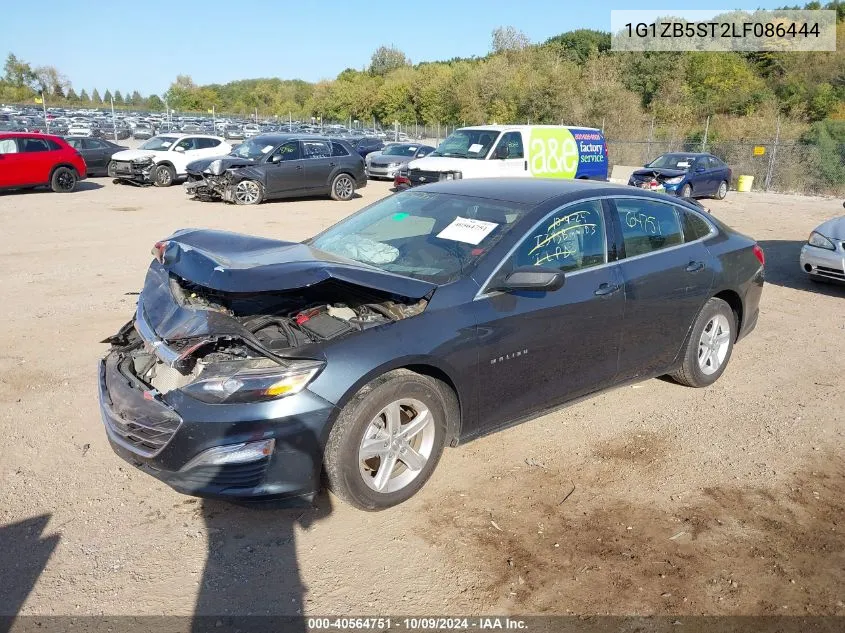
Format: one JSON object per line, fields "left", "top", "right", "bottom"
{"left": 109, "top": 134, "right": 231, "bottom": 187}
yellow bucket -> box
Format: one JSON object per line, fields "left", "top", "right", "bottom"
{"left": 737, "top": 175, "right": 754, "bottom": 192}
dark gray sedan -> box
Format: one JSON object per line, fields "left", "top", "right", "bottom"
{"left": 64, "top": 136, "right": 128, "bottom": 177}
{"left": 98, "top": 179, "right": 764, "bottom": 510}
{"left": 184, "top": 134, "right": 367, "bottom": 204}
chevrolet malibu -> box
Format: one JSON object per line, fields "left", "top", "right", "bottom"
{"left": 98, "top": 179, "right": 764, "bottom": 511}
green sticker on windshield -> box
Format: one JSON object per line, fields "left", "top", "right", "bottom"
{"left": 392, "top": 212, "right": 409, "bottom": 221}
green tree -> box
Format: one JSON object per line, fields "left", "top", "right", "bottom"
{"left": 545, "top": 29, "right": 611, "bottom": 63}
{"left": 79, "top": 89, "right": 90, "bottom": 103}
{"left": 146, "top": 94, "right": 164, "bottom": 111}
{"left": 103, "top": 89, "right": 113, "bottom": 104}
{"left": 3, "top": 53, "right": 36, "bottom": 88}
{"left": 491, "top": 26, "right": 530, "bottom": 54}
{"left": 113, "top": 90, "right": 124, "bottom": 105}
{"left": 130, "top": 90, "right": 142, "bottom": 106}
{"left": 369, "top": 46, "right": 410, "bottom": 76}
{"left": 91, "top": 88, "right": 102, "bottom": 104}
{"left": 66, "top": 87, "right": 78, "bottom": 102}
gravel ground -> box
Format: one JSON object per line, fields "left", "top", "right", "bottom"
{"left": 0, "top": 177, "right": 843, "bottom": 618}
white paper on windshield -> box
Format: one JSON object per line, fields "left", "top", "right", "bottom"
{"left": 468, "top": 143, "right": 483, "bottom": 154}
{"left": 408, "top": 146, "right": 417, "bottom": 151}
{"left": 161, "top": 141, "right": 172, "bottom": 148}
{"left": 262, "top": 145, "right": 274, "bottom": 153}
{"left": 436, "top": 217, "right": 498, "bottom": 245}
{"left": 677, "top": 161, "right": 690, "bottom": 167}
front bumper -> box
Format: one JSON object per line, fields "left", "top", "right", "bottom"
{"left": 366, "top": 164, "right": 401, "bottom": 179}
{"left": 112, "top": 160, "right": 155, "bottom": 184}
{"left": 800, "top": 244, "right": 845, "bottom": 283}
{"left": 98, "top": 349, "right": 338, "bottom": 501}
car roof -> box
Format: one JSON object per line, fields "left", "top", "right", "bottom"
{"left": 457, "top": 124, "right": 602, "bottom": 133}
{"left": 252, "top": 133, "right": 338, "bottom": 144}
{"left": 0, "top": 132, "right": 63, "bottom": 140}
{"left": 414, "top": 178, "right": 635, "bottom": 205}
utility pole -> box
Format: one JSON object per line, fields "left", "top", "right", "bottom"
{"left": 110, "top": 95, "right": 118, "bottom": 141}
{"left": 764, "top": 115, "right": 780, "bottom": 191}
{"left": 701, "top": 115, "right": 710, "bottom": 153}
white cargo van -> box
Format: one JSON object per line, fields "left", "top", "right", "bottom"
{"left": 394, "top": 124, "right": 608, "bottom": 188}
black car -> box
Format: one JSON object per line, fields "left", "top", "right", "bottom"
{"left": 184, "top": 134, "right": 367, "bottom": 204}
{"left": 64, "top": 136, "right": 127, "bottom": 176}
{"left": 98, "top": 179, "right": 764, "bottom": 511}
{"left": 348, "top": 136, "right": 385, "bottom": 158}
{"left": 629, "top": 153, "right": 732, "bottom": 200}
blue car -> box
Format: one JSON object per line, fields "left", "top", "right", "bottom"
{"left": 629, "top": 152, "right": 731, "bottom": 200}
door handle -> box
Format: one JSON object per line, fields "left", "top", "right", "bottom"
{"left": 330, "top": 162, "right": 337, "bottom": 167}
{"left": 594, "top": 283, "right": 621, "bottom": 296}
{"left": 296, "top": 165, "right": 303, "bottom": 170}
{"left": 686, "top": 261, "right": 705, "bottom": 273}
{"left": 524, "top": 160, "right": 528, "bottom": 171}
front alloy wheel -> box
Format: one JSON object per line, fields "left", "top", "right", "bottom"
{"left": 358, "top": 398, "right": 436, "bottom": 493}
{"left": 232, "top": 180, "right": 263, "bottom": 205}
{"left": 324, "top": 369, "right": 448, "bottom": 510}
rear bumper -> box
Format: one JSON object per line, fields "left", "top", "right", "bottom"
{"left": 98, "top": 352, "right": 338, "bottom": 501}
{"left": 800, "top": 244, "right": 845, "bottom": 283}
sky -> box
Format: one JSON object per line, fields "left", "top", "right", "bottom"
{"left": 2, "top": 0, "right": 788, "bottom": 97}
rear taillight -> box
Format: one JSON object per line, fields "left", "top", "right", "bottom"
{"left": 752, "top": 244, "right": 765, "bottom": 266}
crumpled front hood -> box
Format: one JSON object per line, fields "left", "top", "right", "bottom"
{"left": 186, "top": 155, "right": 256, "bottom": 173}
{"left": 632, "top": 167, "right": 687, "bottom": 178}
{"left": 815, "top": 215, "right": 845, "bottom": 240}
{"left": 112, "top": 149, "right": 158, "bottom": 162}
{"left": 156, "top": 228, "right": 437, "bottom": 298}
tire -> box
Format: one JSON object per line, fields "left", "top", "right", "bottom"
{"left": 330, "top": 173, "right": 356, "bottom": 201}
{"left": 324, "top": 369, "right": 448, "bottom": 511}
{"left": 680, "top": 183, "right": 693, "bottom": 198}
{"left": 669, "top": 297, "right": 735, "bottom": 388}
{"left": 50, "top": 166, "right": 78, "bottom": 193}
{"left": 107, "top": 161, "right": 117, "bottom": 178}
{"left": 231, "top": 179, "right": 264, "bottom": 205}
{"left": 715, "top": 180, "right": 728, "bottom": 200}
{"left": 152, "top": 164, "right": 175, "bottom": 187}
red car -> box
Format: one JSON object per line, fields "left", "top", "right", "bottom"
{"left": 0, "top": 133, "right": 87, "bottom": 193}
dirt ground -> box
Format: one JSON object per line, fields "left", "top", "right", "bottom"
{"left": 0, "top": 177, "right": 843, "bottom": 618}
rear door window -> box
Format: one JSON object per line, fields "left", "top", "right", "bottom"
{"left": 20, "top": 138, "right": 50, "bottom": 152}
{"left": 679, "top": 208, "right": 713, "bottom": 241}
{"left": 614, "top": 198, "right": 684, "bottom": 257}
{"left": 331, "top": 142, "right": 350, "bottom": 156}
{"left": 302, "top": 140, "right": 331, "bottom": 159}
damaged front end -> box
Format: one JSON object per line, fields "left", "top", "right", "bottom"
{"left": 97, "top": 229, "right": 433, "bottom": 499}
{"left": 184, "top": 157, "right": 255, "bottom": 201}
{"left": 111, "top": 156, "right": 157, "bottom": 185}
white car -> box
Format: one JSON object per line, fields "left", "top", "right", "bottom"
{"left": 109, "top": 134, "right": 232, "bottom": 187}
{"left": 243, "top": 124, "right": 261, "bottom": 139}
{"left": 800, "top": 202, "right": 845, "bottom": 284}
{"left": 67, "top": 122, "right": 93, "bottom": 136}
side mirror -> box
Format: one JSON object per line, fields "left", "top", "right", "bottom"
{"left": 174, "top": 146, "right": 185, "bottom": 153}
{"left": 268, "top": 153, "right": 282, "bottom": 164}
{"left": 493, "top": 146, "right": 509, "bottom": 160}
{"left": 495, "top": 266, "right": 565, "bottom": 292}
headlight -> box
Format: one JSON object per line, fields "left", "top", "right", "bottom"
{"left": 387, "top": 162, "right": 400, "bottom": 168}
{"left": 808, "top": 231, "right": 835, "bottom": 250}
{"left": 664, "top": 176, "right": 684, "bottom": 185}
{"left": 206, "top": 159, "right": 224, "bottom": 176}
{"left": 439, "top": 171, "right": 462, "bottom": 181}
{"left": 181, "top": 358, "right": 324, "bottom": 404}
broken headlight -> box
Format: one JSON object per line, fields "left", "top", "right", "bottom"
{"left": 664, "top": 176, "right": 684, "bottom": 185}
{"left": 181, "top": 358, "right": 324, "bottom": 404}
{"left": 206, "top": 159, "right": 225, "bottom": 176}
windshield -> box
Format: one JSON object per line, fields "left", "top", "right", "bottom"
{"left": 230, "top": 138, "right": 276, "bottom": 160}
{"left": 647, "top": 154, "right": 699, "bottom": 170}
{"left": 432, "top": 129, "right": 499, "bottom": 159}
{"left": 383, "top": 145, "right": 418, "bottom": 157}
{"left": 310, "top": 191, "right": 529, "bottom": 284}
{"left": 139, "top": 136, "right": 178, "bottom": 151}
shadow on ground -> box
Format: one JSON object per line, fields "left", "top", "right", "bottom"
{"left": 0, "top": 514, "right": 59, "bottom": 630}
{"left": 757, "top": 240, "right": 845, "bottom": 297}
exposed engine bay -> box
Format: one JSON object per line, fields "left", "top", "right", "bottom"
{"left": 106, "top": 274, "right": 428, "bottom": 396}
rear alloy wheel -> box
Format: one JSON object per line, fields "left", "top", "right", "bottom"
{"left": 330, "top": 173, "right": 355, "bottom": 201}
{"left": 51, "top": 166, "right": 78, "bottom": 193}
{"left": 680, "top": 183, "right": 693, "bottom": 198}
{"left": 670, "top": 297, "right": 735, "bottom": 388}
{"left": 324, "top": 370, "right": 447, "bottom": 510}
{"left": 715, "top": 180, "right": 728, "bottom": 200}
{"left": 232, "top": 180, "right": 264, "bottom": 205}
{"left": 153, "top": 164, "right": 176, "bottom": 187}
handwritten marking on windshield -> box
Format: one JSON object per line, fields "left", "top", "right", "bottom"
{"left": 528, "top": 223, "right": 597, "bottom": 256}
